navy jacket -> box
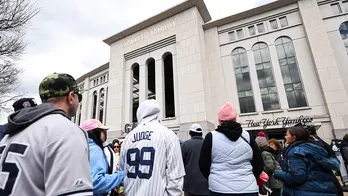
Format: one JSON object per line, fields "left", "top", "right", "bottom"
{"left": 0, "top": 124, "right": 6, "bottom": 141}
{"left": 274, "top": 141, "right": 339, "bottom": 196}
{"left": 181, "top": 136, "right": 209, "bottom": 195}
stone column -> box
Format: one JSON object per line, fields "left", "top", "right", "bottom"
{"left": 80, "top": 77, "right": 89, "bottom": 122}
{"left": 172, "top": 54, "right": 179, "bottom": 118}
{"left": 124, "top": 69, "right": 133, "bottom": 123}
{"left": 96, "top": 90, "right": 100, "bottom": 120}
{"left": 139, "top": 64, "right": 148, "bottom": 103}
{"left": 247, "top": 50, "right": 263, "bottom": 112}
{"left": 103, "top": 88, "right": 107, "bottom": 124}
{"left": 269, "top": 45, "right": 288, "bottom": 109}
{"left": 155, "top": 59, "right": 165, "bottom": 119}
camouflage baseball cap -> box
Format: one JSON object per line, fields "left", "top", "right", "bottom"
{"left": 39, "top": 73, "right": 82, "bottom": 102}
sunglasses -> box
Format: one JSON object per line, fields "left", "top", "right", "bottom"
{"left": 71, "top": 88, "right": 82, "bottom": 102}
{"left": 114, "top": 146, "right": 120, "bottom": 148}
{"left": 74, "top": 91, "right": 82, "bottom": 102}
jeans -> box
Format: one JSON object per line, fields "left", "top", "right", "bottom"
{"left": 185, "top": 192, "right": 209, "bottom": 196}
{"left": 209, "top": 191, "right": 258, "bottom": 196}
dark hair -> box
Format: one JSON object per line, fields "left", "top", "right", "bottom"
{"left": 294, "top": 122, "right": 316, "bottom": 135}
{"left": 343, "top": 134, "right": 348, "bottom": 141}
{"left": 108, "top": 143, "right": 113, "bottom": 149}
{"left": 288, "top": 126, "right": 310, "bottom": 142}
{"left": 112, "top": 139, "right": 120, "bottom": 146}
{"left": 268, "top": 138, "right": 283, "bottom": 149}
{"left": 88, "top": 129, "right": 103, "bottom": 149}
{"left": 189, "top": 131, "right": 202, "bottom": 137}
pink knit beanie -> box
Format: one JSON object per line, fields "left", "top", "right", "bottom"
{"left": 218, "top": 103, "right": 237, "bottom": 122}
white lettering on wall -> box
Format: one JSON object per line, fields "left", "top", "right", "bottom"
{"left": 124, "top": 21, "right": 176, "bottom": 47}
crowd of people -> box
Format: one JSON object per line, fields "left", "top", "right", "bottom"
{"left": 0, "top": 72, "right": 346, "bottom": 196}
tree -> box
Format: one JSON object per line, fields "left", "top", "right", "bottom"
{"left": 0, "top": 0, "right": 38, "bottom": 112}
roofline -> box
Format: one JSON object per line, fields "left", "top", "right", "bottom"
{"left": 76, "top": 63, "right": 109, "bottom": 84}
{"left": 203, "top": 0, "right": 299, "bottom": 30}
{"left": 103, "top": 0, "right": 211, "bottom": 45}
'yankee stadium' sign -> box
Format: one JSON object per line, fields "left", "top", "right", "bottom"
{"left": 246, "top": 115, "right": 313, "bottom": 129}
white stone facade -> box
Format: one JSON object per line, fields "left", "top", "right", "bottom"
{"left": 74, "top": 0, "right": 348, "bottom": 143}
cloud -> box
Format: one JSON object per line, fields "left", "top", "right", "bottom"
{"left": 255, "top": 0, "right": 277, "bottom": 6}
{"left": 0, "top": 0, "right": 275, "bottom": 123}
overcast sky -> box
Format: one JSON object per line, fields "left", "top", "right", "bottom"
{"left": 0, "top": 0, "right": 275, "bottom": 123}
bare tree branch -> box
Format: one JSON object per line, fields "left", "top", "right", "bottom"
{"left": 0, "top": 0, "right": 39, "bottom": 110}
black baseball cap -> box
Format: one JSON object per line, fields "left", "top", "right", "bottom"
{"left": 12, "top": 98, "right": 38, "bottom": 112}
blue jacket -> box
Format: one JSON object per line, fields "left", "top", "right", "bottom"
{"left": 274, "top": 141, "right": 339, "bottom": 196}
{"left": 89, "top": 139, "right": 124, "bottom": 196}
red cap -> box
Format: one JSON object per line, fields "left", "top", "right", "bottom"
{"left": 258, "top": 131, "right": 265, "bottom": 137}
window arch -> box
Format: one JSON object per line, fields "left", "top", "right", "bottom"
{"left": 252, "top": 42, "right": 280, "bottom": 111}
{"left": 147, "top": 58, "right": 156, "bottom": 100}
{"left": 163, "top": 52, "right": 175, "bottom": 118}
{"left": 340, "top": 22, "right": 348, "bottom": 53}
{"left": 99, "top": 88, "right": 105, "bottom": 123}
{"left": 132, "top": 63, "right": 140, "bottom": 122}
{"left": 92, "top": 91, "right": 98, "bottom": 119}
{"left": 231, "top": 47, "right": 255, "bottom": 113}
{"left": 275, "top": 36, "right": 307, "bottom": 108}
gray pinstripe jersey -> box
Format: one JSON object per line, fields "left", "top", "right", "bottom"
{"left": 0, "top": 114, "right": 93, "bottom": 196}
{"left": 119, "top": 121, "right": 185, "bottom": 196}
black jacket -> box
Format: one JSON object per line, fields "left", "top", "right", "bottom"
{"left": 199, "top": 121, "right": 264, "bottom": 179}
{"left": 181, "top": 136, "right": 209, "bottom": 195}
{"left": 340, "top": 140, "right": 348, "bottom": 164}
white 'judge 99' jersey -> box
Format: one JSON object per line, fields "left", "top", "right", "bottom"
{"left": 119, "top": 121, "right": 185, "bottom": 196}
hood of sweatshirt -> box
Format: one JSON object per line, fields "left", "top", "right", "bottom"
{"left": 136, "top": 100, "right": 160, "bottom": 125}
{"left": 287, "top": 141, "right": 340, "bottom": 170}
{"left": 5, "top": 103, "right": 69, "bottom": 136}
{"left": 215, "top": 121, "right": 242, "bottom": 141}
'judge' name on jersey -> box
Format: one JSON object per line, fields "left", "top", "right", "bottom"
{"left": 132, "top": 131, "right": 153, "bottom": 143}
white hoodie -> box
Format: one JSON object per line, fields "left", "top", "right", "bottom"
{"left": 103, "top": 142, "right": 117, "bottom": 173}
{"left": 120, "top": 100, "right": 185, "bottom": 196}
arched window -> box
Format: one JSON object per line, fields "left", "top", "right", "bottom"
{"left": 163, "top": 53, "right": 175, "bottom": 118}
{"left": 147, "top": 58, "right": 156, "bottom": 99}
{"left": 92, "top": 91, "right": 98, "bottom": 119}
{"left": 99, "top": 88, "right": 105, "bottom": 123}
{"left": 275, "top": 37, "right": 307, "bottom": 108}
{"left": 232, "top": 47, "right": 256, "bottom": 113}
{"left": 340, "top": 22, "right": 348, "bottom": 53}
{"left": 252, "top": 42, "right": 280, "bottom": 111}
{"left": 132, "top": 64, "right": 140, "bottom": 122}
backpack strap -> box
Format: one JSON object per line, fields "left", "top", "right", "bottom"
{"left": 240, "top": 135, "right": 250, "bottom": 144}
{"left": 240, "top": 131, "right": 251, "bottom": 147}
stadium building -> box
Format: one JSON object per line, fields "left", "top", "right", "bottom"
{"left": 73, "top": 0, "right": 348, "bottom": 144}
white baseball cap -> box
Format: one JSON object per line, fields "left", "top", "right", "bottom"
{"left": 189, "top": 123, "right": 203, "bottom": 133}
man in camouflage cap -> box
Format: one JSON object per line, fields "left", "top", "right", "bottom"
{"left": 0, "top": 73, "right": 93, "bottom": 196}
{"left": 39, "top": 73, "right": 82, "bottom": 117}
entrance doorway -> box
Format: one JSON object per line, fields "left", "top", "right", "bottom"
{"left": 247, "top": 128, "right": 287, "bottom": 147}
